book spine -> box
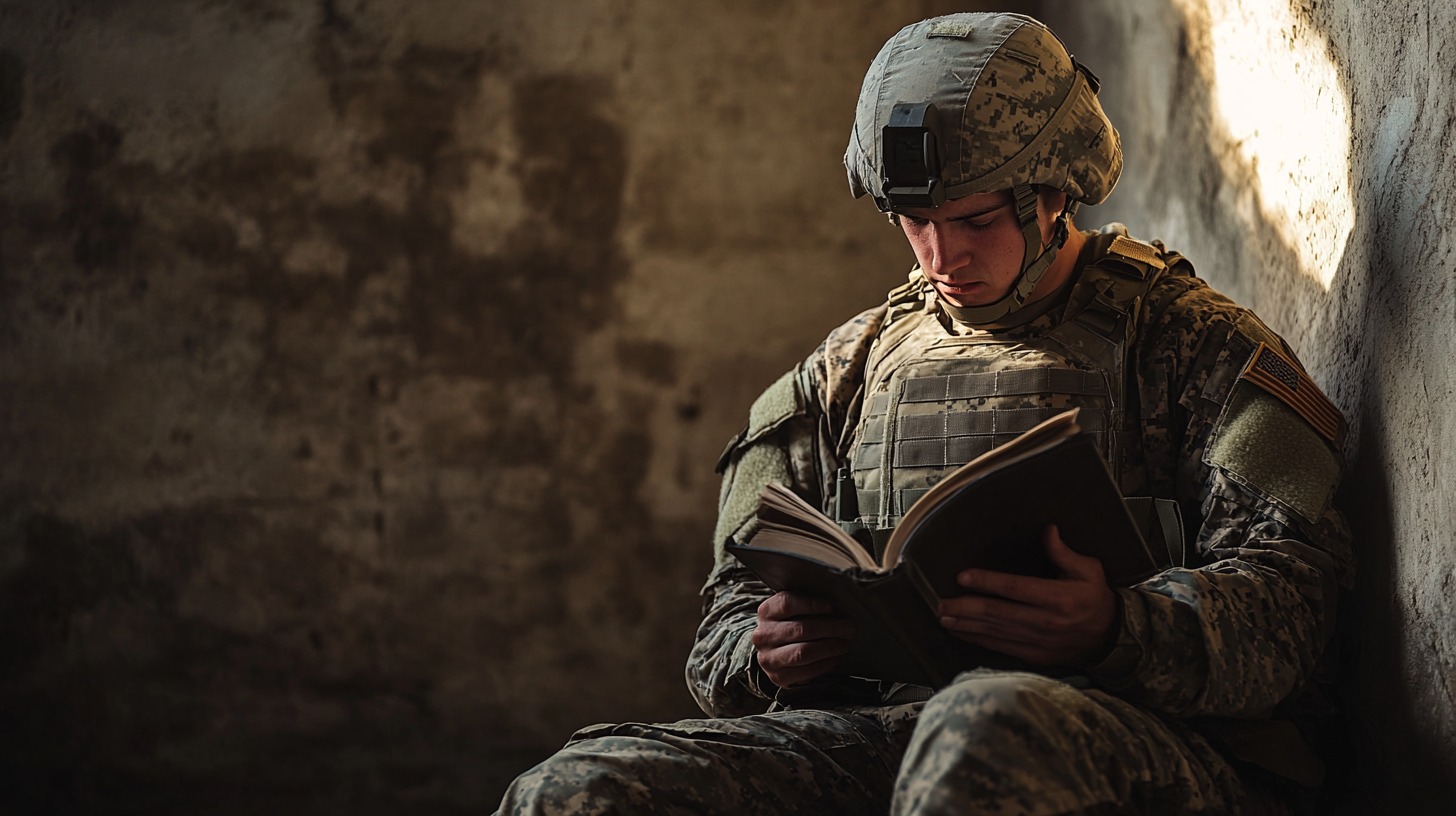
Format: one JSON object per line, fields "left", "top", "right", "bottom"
{"left": 901, "top": 558, "right": 943, "bottom": 613}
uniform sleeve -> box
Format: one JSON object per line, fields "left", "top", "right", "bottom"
{"left": 684, "top": 307, "right": 884, "bottom": 717}
{"left": 1086, "top": 279, "right": 1355, "bottom": 719}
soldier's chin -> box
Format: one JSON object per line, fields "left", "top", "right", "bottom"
{"left": 935, "top": 281, "right": 995, "bottom": 307}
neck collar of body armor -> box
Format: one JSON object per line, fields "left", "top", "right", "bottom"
{"left": 948, "top": 184, "right": 1076, "bottom": 328}
{"left": 939, "top": 271, "right": 1070, "bottom": 329}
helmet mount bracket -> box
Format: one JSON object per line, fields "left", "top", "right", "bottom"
{"left": 879, "top": 102, "right": 946, "bottom": 210}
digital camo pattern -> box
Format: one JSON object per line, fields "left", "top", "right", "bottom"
{"left": 689, "top": 305, "right": 886, "bottom": 717}
{"left": 891, "top": 671, "right": 1267, "bottom": 815}
{"left": 845, "top": 14, "right": 1123, "bottom": 206}
{"left": 496, "top": 706, "right": 913, "bottom": 816}
{"left": 501, "top": 229, "right": 1350, "bottom": 813}
{"left": 498, "top": 671, "right": 1283, "bottom": 815}
{"left": 808, "top": 304, "right": 891, "bottom": 469}
{"left": 684, "top": 230, "right": 1352, "bottom": 801}
{"left": 701, "top": 234, "right": 1354, "bottom": 708}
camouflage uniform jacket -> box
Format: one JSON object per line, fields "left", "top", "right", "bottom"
{"left": 687, "top": 232, "right": 1354, "bottom": 777}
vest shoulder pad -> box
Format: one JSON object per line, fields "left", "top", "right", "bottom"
{"left": 1068, "top": 233, "right": 1170, "bottom": 341}
{"left": 1085, "top": 230, "right": 1167, "bottom": 281}
{"left": 1106, "top": 234, "right": 1167, "bottom": 271}
{"left": 886, "top": 267, "right": 928, "bottom": 306}
{"left": 877, "top": 268, "right": 933, "bottom": 338}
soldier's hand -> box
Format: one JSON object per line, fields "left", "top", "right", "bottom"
{"left": 936, "top": 525, "right": 1118, "bottom": 667}
{"left": 752, "top": 591, "right": 856, "bottom": 688}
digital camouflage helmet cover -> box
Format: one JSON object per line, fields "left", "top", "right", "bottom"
{"left": 845, "top": 13, "right": 1124, "bottom": 323}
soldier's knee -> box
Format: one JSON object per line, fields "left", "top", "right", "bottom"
{"left": 497, "top": 739, "right": 647, "bottom": 816}
{"left": 894, "top": 673, "right": 1109, "bottom": 813}
{"left": 916, "top": 670, "right": 1088, "bottom": 753}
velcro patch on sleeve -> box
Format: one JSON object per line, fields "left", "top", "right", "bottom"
{"left": 1205, "top": 383, "right": 1341, "bottom": 522}
{"left": 1239, "top": 343, "right": 1345, "bottom": 444}
{"left": 744, "top": 368, "right": 804, "bottom": 445}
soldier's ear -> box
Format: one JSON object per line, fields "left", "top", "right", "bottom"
{"left": 1035, "top": 185, "right": 1071, "bottom": 219}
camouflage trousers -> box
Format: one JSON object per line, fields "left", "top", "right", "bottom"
{"left": 496, "top": 670, "right": 1288, "bottom": 815}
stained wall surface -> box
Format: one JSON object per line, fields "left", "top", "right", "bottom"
{"left": 8, "top": 0, "right": 1453, "bottom": 813}
{"left": 0, "top": 0, "right": 991, "bottom": 812}
{"left": 1047, "top": 1, "right": 1456, "bottom": 812}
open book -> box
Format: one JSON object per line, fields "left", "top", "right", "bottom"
{"left": 727, "top": 408, "right": 1160, "bottom": 687}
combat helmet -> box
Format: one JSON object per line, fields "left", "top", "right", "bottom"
{"left": 844, "top": 13, "right": 1123, "bottom": 324}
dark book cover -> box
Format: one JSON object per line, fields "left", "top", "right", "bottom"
{"left": 728, "top": 431, "right": 1158, "bottom": 687}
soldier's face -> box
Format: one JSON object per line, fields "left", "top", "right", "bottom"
{"left": 894, "top": 190, "right": 1060, "bottom": 308}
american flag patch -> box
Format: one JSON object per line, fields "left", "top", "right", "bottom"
{"left": 1240, "top": 343, "right": 1345, "bottom": 444}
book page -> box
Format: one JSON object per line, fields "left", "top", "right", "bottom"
{"left": 746, "top": 528, "right": 865, "bottom": 570}
{"left": 758, "top": 483, "right": 879, "bottom": 571}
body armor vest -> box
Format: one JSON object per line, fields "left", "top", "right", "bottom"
{"left": 839, "top": 230, "right": 1176, "bottom": 556}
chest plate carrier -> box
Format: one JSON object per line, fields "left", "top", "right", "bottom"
{"left": 840, "top": 231, "right": 1171, "bottom": 550}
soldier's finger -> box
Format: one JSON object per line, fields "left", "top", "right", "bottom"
{"left": 955, "top": 567, "right": 1061, "bottom": 603}
{"left": 752, "top": 616, "right": 856, "bottom": 649}
{"left": 758, "top": 591, "right": 835, "bottom": 621}
{"left": 1044, "top": 525, "right": 1106, "bottom": 582}
{"left": 759, "top": 641, "right": 851, "bottom": 683}
{"left": 938, "top": 597, "right": 1057, "bottom": 637}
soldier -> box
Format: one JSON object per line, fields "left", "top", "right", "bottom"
{"left": 497, "top": 11, "right": 1352, "bottom": 815}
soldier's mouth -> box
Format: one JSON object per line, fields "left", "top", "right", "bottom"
{"left": 936, "top": 280, "right": 987, "bottom": 295}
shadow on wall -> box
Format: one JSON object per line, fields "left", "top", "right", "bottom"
{"left": 1051, "top": 0, "right": 1456, "bottom": 813}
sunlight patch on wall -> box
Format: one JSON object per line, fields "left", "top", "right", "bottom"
{"left": 1184, "top": 0, "right": 1353, "bottom": 289}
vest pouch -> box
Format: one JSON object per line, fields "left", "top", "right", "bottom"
{"left": 1122, "top": 496, "right": 1187, "bottom": 568}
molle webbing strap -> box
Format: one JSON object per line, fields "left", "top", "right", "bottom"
{"left": 856, "top": 408, "right": 1106, "bottom": 472}
{"left": 899, "top": 368, "right": 1109, "bottom": 403}
{"left": 896, "top": 437, "right": 997, "bottom": 468}
{"left": 853, "top": 488, "right": 924, "bottom": 521}
{"left": 852, "top": 405, "right": 1110, "bottom": 517}
{"left": 897, "top": 406, "right": 1108, "bottom": 440}
{"left": 891, "top": 428, "right": 1108, "bottom": 468}
{"left": 851, "top": 371, "right": 1110, "bottom": 468}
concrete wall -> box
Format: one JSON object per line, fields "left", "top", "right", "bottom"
{"left": 7, "top": 0, "right": 1452, "bottom": 813}
{"left": 0, "top": 0, "right": 993, "bottom": 812}
{"left": 1047, "top": 1, "right": 1456, "bottom": 812}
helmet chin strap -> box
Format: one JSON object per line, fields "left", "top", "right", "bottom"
{"left": 948, "top": 184, "right": 1076, "bottom": 327}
